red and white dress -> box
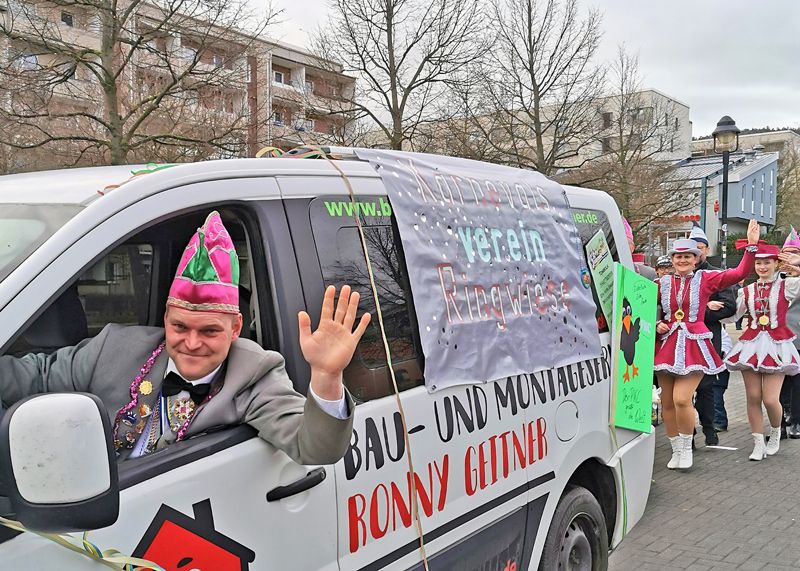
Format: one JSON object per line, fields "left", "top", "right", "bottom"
{"left": 725, "top": 276, "right": 800, "bottom": 375}
{"left": 654, "top": 248, "right": 755, "bottom": 375}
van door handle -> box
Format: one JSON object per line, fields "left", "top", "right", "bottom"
{"left": 266, "top": 467, "right": 327, "bottom": 502}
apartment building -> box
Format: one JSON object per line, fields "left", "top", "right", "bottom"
{"left": 0, "top": 0, "right": 355, "bottom": 171}
{"left": 403, "top": 88, "right": 691, "bottom": 173}
{"left": 266, "top": 41, "right": 356, "bottom": 149}
{"left": 691, "top": 129, "right": 800, "bottom": 159}
{"left": 576, "top": 88, "right": 692, "bottom": 166}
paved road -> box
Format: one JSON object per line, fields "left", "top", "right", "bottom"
{"left": 609, "top": 329, "right": 800, "bottom": 570}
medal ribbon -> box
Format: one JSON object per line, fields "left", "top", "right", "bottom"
{"left": 113, "top": 342, "right": 166, "bottom": 449}
{"left": 756, "top": 282, "right": 772, "bottom": 326}
{"left": 673, "top": 274, "right": 690, "bottom": 320}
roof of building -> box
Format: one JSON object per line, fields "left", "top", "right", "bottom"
{"left": 670, "top": 151, "right": 779, "bottom": 184}
{"left": 693, "top": 129, "right": 800, "bottom": 147}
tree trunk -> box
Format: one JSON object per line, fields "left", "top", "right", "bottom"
{"left": 100, "top": 5, "right": 127, "bottom": 165}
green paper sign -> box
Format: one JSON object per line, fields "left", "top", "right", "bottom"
{"left": 585, "top": 229, "right": 615, "bottom": 324}
{"left": 611, "top": 263, "right": 657, "bottom": 433}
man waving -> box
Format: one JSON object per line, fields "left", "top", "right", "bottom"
{"left": 0, "top": 212, "right": 370, "bottom": 464}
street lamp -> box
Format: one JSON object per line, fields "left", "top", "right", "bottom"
{"left": 712, "top": 115, "right": 740, "bottom": 268}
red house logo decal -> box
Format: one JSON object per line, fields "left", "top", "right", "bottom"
{"left": 132, "top": 499, "right": 255, "bottom": 571}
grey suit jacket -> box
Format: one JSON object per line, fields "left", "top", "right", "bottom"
{"left": 0, "top": 324, "right": 354, "bottom": 465}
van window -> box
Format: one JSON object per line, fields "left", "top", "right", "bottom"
{"left": 0, "top": 203, "right": 83, "bottom": 283}
{"left": 6, "top": 244, "right": 154, "bottom": 356}
{"left": 570, "top": 207, "right": 618, "bottom": 333}
{"left": 79, "top": 244, "right": 154, "bottom": 336}
{"left": 310, "top": 196, "right": 424, "bottom": 403}
{"left": 6, "top": 209, "right": 263, "bottom": 355}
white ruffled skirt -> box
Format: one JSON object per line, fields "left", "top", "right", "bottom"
{"left": 725, "top": 331, "right": 800, "bottom": 376}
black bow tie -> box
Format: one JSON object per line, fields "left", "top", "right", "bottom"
{"left": 162, "top": 372, "right": 211, "bottom": 404}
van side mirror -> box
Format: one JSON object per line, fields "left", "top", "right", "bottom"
{"left": 0, "top": 393, "right": 119, "bottom": 532}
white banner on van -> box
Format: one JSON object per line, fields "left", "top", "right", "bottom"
{"left": 356, "top": 150, "right": 601, "bottom": 391}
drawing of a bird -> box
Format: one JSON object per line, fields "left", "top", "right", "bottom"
{"left": 620, "top": 297, "right": 640, "bottom": 382}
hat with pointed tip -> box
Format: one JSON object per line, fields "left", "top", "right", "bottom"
{"left": 167, "top": 211, "right": 239, "bottom": 314}
{"left": 622, "top": 217, "right": 633, "bottom": 241}
{"left": 689, "top": 225, "right": 709, "bottom": 246}
{"left": 782, "top": 226, "right": 800, "bottom": 251}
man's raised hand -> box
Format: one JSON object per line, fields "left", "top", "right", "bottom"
{"left": 779, "top": 252, "right": 800, "bottom": 267}
{"left": 298, "top": 285, "right": 371, "bottom": 400}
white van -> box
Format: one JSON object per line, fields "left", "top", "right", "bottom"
{"left": 0, "top": 150, "right": 654, "bottom": 570}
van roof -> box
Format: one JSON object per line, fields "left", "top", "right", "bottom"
{"left": 0, "top": 165, "right": 146, "bottom": 205}
{"left": 0, "top": 155, "right": 612, "bottom": 208}
{"left": 0, "top": 159, "right": 381, "bottom": 206}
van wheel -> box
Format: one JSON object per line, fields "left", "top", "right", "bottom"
{"left": 538, "top": 485, "right": 609, "bottom": 571}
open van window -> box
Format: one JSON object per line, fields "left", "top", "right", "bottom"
{"left": 0, "top": 204, "right": 83, "bottom": 282}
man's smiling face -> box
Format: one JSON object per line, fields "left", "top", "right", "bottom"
{"left": 164, "top": 306, "right": 242, "bottom": 380}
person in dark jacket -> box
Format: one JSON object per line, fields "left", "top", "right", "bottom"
{"left": 690, "top": 226, "right": 737, "bottom": 446}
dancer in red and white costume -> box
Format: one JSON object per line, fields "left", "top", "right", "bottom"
{"left": 725, "top": 244, "right": 800, "bottom": 461}
{"left": 655, "top": 219, "right": 760, "bottom": 470}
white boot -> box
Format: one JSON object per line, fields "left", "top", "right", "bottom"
{"left": 749, "top": 433, "right": 766, "bottom": 461}
{"left": 677, "top": 433, "right": 693, "bottom": 469}
{"left": 667, "top": 436, "right": 681, "bottom": 469}
{"left": 766, "top": 426, "right": 781, "bottom": 456}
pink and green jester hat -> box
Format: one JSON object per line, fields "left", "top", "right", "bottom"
{"left": 167, "top": 211, "right": 239, "bottom": 314}
{"left": 783, "top": 226, "right": 800, "bottom": 251}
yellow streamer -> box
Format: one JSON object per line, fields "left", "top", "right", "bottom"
{"left": 0, "top": 516, "right": 165, "bottom": 570}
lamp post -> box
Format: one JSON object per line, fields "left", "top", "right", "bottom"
{"left": 712, "top": 115, "right": 740, "bottom": 268}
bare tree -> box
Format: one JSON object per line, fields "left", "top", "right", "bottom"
{"left": 312, "top": 0, "right": 485, "bottom": 150}
{"left": 776, "top": 141, "right": 800, "bottom": 231}
{"left": 558, "top": 48, "right": 694, "bottom": 250}
{"left": 442, "top": 0, "right": 605, "bottom": 175}
{"left": 0, "top": 0, "right": 276, "bottom": 169}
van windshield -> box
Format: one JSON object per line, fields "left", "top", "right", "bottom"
{"left": 0, "top": 204, "right": 83, "bottom": 282}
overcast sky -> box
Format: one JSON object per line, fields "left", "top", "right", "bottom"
{"left": 268, "top": 0, "right": 800, "bottom": 137}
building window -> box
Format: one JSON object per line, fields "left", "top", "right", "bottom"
{"left": 741, "top": 184, "right": 746, "bottom": 212}
{"left": 212, "top": 54, "right": 224, "bottom": 68}
{"left": 17, "top": 53, "right": 38, "bottom": 70}
{"left": 751, "top": 180, "right": 756, "bottom": 214}
{"left": 273, "top": 70, "right": 284, "bottom": 84}
{"left": 273, "top": 110, "right": 283, "bottom": 125}
{"left": 770, "top": 169, "right": 774, "bottom": 190}
{"left": 674, "top": 117, "right": 679, "bottom": 131}
{"left": 61, "top": 11, "right": 74, "bottom": 27}
{"left": 601, "top": 137, "right": 612, "bottom": 152}
{"left": 602, "top": 112, "right": 612, "bottom": 128}
{"left": 304, "top": 80, "right": 314, "bottom": 93}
